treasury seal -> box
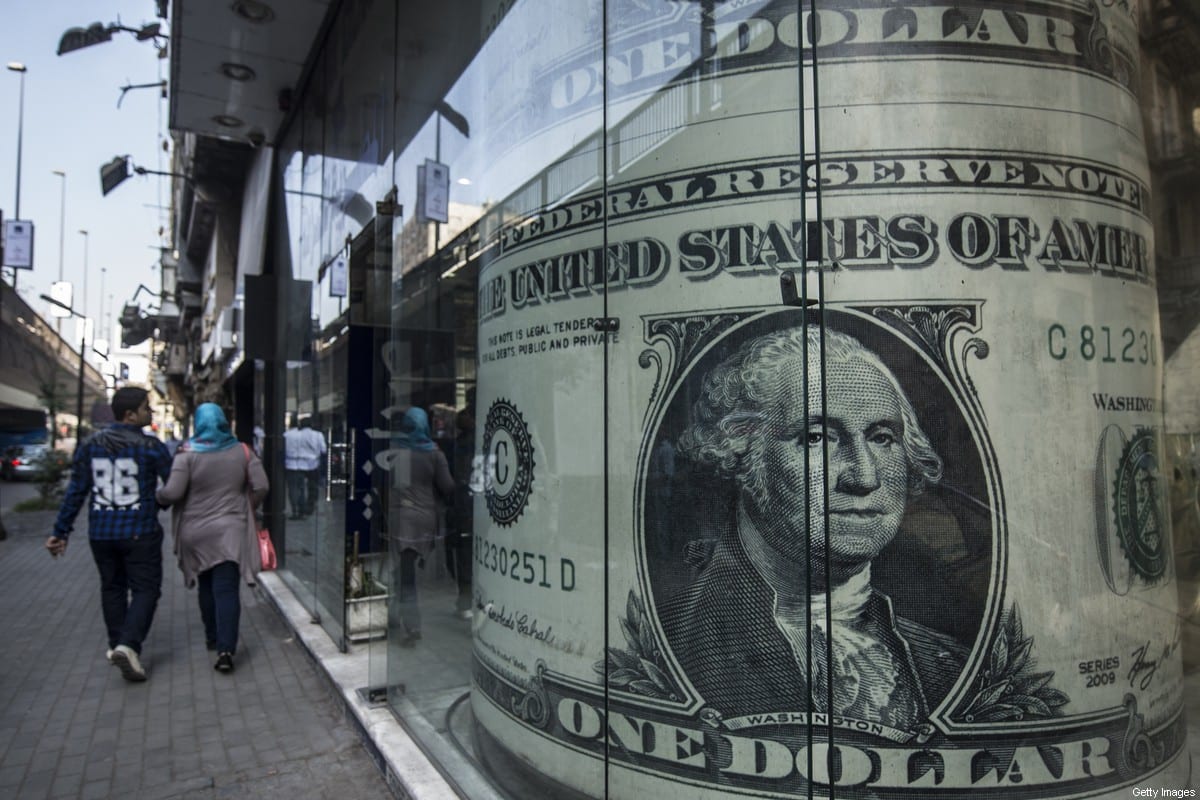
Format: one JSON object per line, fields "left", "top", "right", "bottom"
{"left": 483, "top": 398, "right": 535, "bottom": 527}
{"left": 1112, "top": 428, "right": 1167, "bottom": 583}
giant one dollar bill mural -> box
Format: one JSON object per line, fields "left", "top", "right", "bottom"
{"left": 469, "top": 0, "right": 1188, "bottom": 796}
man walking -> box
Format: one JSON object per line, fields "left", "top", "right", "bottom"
{"left": 284, "top": 416, "right": 326, "bottom": 518}
{"left": 45, "top": 387, "right": 173, "bottom": 682}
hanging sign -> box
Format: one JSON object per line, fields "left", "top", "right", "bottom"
{"left": 418, "top": 159, "right": 450, "bottom": 224}
{"left": 49, "top": 281, "right": 74, "bottom": 318}
{"left": 3, "top": 220, "right": 34, "bottom": 270}
{"left": 330, "top": 254, "right": 348, "bottom": 298}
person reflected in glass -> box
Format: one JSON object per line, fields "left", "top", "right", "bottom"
{"left": 447, "top": 408, "right": 477, "bottom": 619}
{"left": 157, "top": 403, "right": 269, "bottom": 673}
{"left": 284, "top": 415, "right": 325, "bottom": 519}
{"left": 387, "top": 407, "right": 454, "bottom": 645}
{"left": 663, "top": 325, "right": 966, "bottom": 732}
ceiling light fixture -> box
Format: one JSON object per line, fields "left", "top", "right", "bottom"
{"left": 219, "top": 62, "right": 256, "bottom": 81}
{"left": 231, "top": 0, "right": 275, "bottom": 23}
{"left": 212, "top": 114, "right": 244, "bottom": 128}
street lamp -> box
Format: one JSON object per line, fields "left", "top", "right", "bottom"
{"left": 52, "top": 170, "right": 66, "bottom": 337}
{"left": 52, "top": 171, "right": 66, "bottom": 281}
{"left": 100, "top": 155, "right": 191, "bottom": 196}
{"left": 79, "top": 229, "right": 89, "bottom": 329}
{"left": 6, "top": 62, "right": 26, "bottom": 291}
{"left": 98, "top": 266, "right": 107, "bottom": 350}
{"left": 56, "top": 21, "right": 165, "bottom": 57}
{"left": 39, "top": 293, "right": 98, "bottom": 443}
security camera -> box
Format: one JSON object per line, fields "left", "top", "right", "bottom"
{"left": 247, "top": 129, "right": 266, "bottom": 147}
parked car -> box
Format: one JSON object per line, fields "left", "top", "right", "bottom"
{"left": 1, "top": 444, "right": 52, "bottom": 481}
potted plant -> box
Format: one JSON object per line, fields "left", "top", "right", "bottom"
{"left": 345, "top": 532, "right": 388, "bottom": 641}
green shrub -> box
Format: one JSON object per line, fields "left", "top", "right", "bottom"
{"left": 32, "top": 449, "right": 71, "bottom": 508}
{"left": 14, "top": 496, "right": 58, "bottom": 512}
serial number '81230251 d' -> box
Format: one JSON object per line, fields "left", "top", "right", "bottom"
{"left": 475, "top": 535, "right": 576, "bottom": 592}
{"left": 1048, "top": 324, "right": 1158, "bottom": 365}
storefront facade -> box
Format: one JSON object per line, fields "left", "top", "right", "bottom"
{"left": 165, "top": 0, "right": 1200, "bottom": 797}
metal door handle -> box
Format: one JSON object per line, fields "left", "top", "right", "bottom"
{"left": 349, "top": 427, "right": 357, "bottom": 496}
{"left": 329, "top": 443, "right": 351, "bottom": 487}
{"left": 327, "top": 431, "right": 352, "bottom": 500}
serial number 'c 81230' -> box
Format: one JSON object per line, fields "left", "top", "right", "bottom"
{"left": 1048, "top": 324, "right": 1157, "bottom": 365}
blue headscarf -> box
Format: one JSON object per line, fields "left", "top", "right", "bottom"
{"left": 189, "top": 403, "right": 239, "bottom": 453}
{"left": 394, "top": 407, "right": 435, "bottom": 451}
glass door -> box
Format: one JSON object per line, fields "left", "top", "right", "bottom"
{"left": 599, "top": 1, "right": 824, "bottom": 797}
{"left": 380, "top": 3, "right": 608, "bottom": 798}
{"left": 276, "top": 67, "right": 327, "bottom": 623}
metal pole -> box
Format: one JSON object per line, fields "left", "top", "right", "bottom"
{"left": 5, "top": 63, "right": 27, "bottom": 293}
{"left": 53, "top": 171, "right": 66, "bottom": 338}
{"left": 76, "top": 335, "right": 86, "bottom": 442}
{"left": 79, "top": 229, "right": 89, "bottom": 338}
{"left": 12, "top": 68, "right": 23, "bottom": 218}
{"left": 98, "top": 266, "right": 106, "bottom": 345}
{"left": 54, "top": 172, "right": 65, "bottom": 279}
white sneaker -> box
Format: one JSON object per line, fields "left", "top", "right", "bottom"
{"left": 105, "top": 648, "right": 113, "bottom": 662}
{"left": 110, "top": 645, "right": 147, "bottom": 682}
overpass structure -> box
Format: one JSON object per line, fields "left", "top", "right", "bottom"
{"left": 0, "top": 281, "right": 107, "bottom": 437}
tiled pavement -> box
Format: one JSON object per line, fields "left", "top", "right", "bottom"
{"left": 0, "top": 508, "right": 394, "bottom": 800}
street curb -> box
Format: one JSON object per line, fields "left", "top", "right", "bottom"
{"left": 254, "top": 571, "right": 460, "bottom": 800}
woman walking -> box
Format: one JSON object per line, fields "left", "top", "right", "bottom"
{"left": 387, "top": 407, "right": 454, "bottom": 645}
{"left": 157, "top": 403, "right": 269, "bottom": 672}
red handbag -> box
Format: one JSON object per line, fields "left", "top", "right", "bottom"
{"left": 242, "top": 444, "right": 276, "bottom": 571}
{"left": 258, "top": 527, "right": 278, "bottom": 571}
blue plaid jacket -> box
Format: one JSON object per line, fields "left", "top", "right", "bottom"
{"left": 53, "top": 425, "right": 173, "bottom": 541}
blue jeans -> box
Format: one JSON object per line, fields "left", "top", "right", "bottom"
{"left": 286, "top": 468, "right": 319, "bottom": 515}
{"left": 198, "top": 561, "right": 240, "bottom": 654}
{"left": 89, "top": 531, "right": 164, "bottom": 654}
{"left": 390, "top": 548, "right": 422, "bottom": 638}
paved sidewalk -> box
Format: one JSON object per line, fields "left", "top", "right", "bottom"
{"left": 0, "top": 508, "right": 394, "bottom": 800}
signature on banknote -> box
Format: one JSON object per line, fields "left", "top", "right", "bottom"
{"left": 1127, "top": 624, "right": 1182, "bottom": 691}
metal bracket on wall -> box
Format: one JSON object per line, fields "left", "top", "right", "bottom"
{"left": 779, "top": 270, "right": 826, "bottom": 308}
{"left": 376, "top": 199, "right": 402, "bottom": 217}
{"left": 591, "top": 317, "right": 620, "bottom": 332}
{"left": 357, "top": 686, "right": 390, "bottom": 705}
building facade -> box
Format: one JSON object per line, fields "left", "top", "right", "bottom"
{"left": 155, "top": 0, "right": 1200, "bottom": 796}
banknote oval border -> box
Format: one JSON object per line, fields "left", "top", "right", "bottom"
{"left": 638, "top": 305, "right": 1002, "bottom": 727}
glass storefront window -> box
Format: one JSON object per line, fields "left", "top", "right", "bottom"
{"left": 275, "top": 63, "right": 322, "bottom": 621}
{"left": 274, "top": 0, "right": 399, "bottom": 652}
{"left": 260, "top": 0, "right": 1199, "bottom": 797}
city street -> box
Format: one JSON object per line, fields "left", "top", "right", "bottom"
{"left": 0, "top": 493, "right": 395, "bottom": 800}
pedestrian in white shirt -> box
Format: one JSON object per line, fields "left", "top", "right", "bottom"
{"left": 283, "top": 417, "right": 326, "bottom": 518}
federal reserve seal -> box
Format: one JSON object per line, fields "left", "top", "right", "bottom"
{"left": 1112, "top": 428, "right": 1168, "bottom": 583}
{"left": 482, "top": 398, "right": 535, "bottom": 527}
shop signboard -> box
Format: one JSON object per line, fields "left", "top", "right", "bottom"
{"left": 418, "top": 159, "right": 450, "bottom": 224}
{"left": 472, "top": 0, "right": 1188, "bottom": 797}
{"left": 3, "top": 219, "right": 34, "bottom": 270}
{"left": 330, "top": 255, "right": 347, "bottom": 298}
